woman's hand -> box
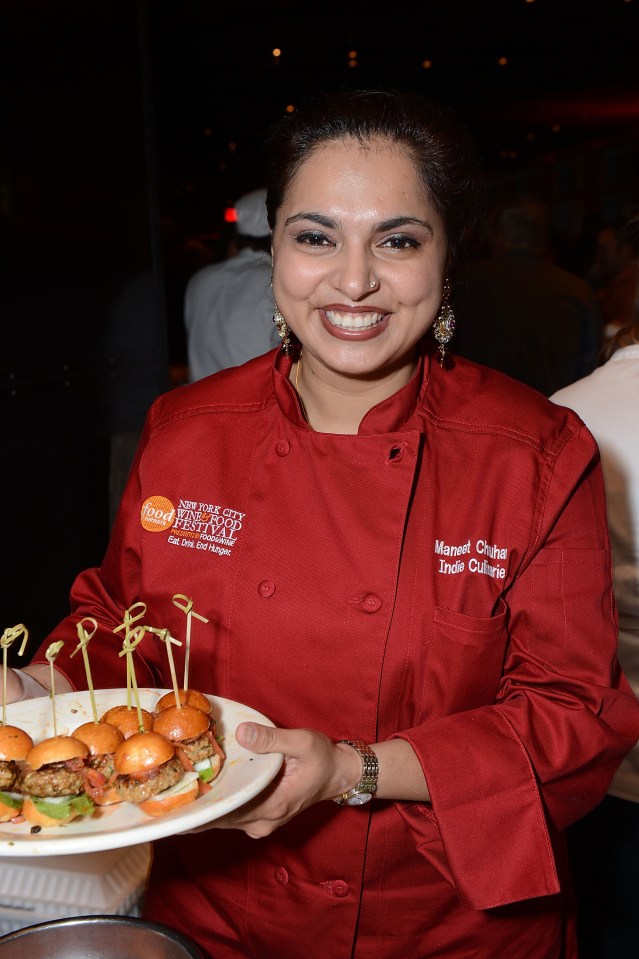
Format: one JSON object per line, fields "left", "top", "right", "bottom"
{"left": 185, "top": 724, "right": 429, "bottom": 836}
{"left": 210, "top": 723, "right": 362, "bottom": 838}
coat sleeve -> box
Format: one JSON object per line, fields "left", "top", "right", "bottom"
{"left": 395, "top": 425, "right": 639, "bottom": 910}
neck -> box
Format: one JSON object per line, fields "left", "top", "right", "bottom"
{"left": 293, "top": 352, "right": 417, "bottom": 435}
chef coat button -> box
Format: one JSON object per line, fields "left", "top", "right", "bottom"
{"left": 258, "top": 580, "right": 276, "bottom": 598}
{"left": 274, "top": 867, "right": 289, "bottom": 885}
{"left": 275, "top": 440, "right": 290, "bottom": 457}
{"left": 362, "top": 593, "right": 382, "bottom": 613}
{"left": 332, "top": 880, "right": 349, "bottom": 898}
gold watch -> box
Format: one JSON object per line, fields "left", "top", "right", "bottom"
{"left": 333, "top": 741, "right": 379, "bottom": 806}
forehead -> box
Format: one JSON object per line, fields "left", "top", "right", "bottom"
{"left": 282, "top": 136, "right": 431, "bottom": 213}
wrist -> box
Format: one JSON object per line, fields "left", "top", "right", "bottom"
{"left": 332, "top": 741, "right": 379, "bottom": 806}
{"left": 331, "top": 741, "right": 363, "bottom": 798}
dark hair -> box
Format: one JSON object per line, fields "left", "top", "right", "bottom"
{"left": 263, "top": 89, "right": 483, "bottom": 271}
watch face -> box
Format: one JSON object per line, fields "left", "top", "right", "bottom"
{"left": 346, "top": 791, "right": 373, "bottom": 806}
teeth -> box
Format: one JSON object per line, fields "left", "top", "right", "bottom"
{"left": 325, "top": 310, "right": 384, "bottom": 330}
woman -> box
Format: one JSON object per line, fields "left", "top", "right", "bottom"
{"left": 7, "top": 90, "right": 639, "bottom": 958}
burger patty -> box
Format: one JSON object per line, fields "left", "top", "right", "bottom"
{"left": 21, "top": 763, "right": 85, "bottom": 798}
{"left": 181, "top": 734, "right": 214, "bottom": 766}
{"left": 114, "top": 756, "right": 183, "bottom": 804}
{"left": 0, "top": 760, "right": 20, "bottom": 793}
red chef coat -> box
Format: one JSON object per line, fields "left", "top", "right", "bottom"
{"left": 35, "top": 345, "right": 639, "bottom": 959}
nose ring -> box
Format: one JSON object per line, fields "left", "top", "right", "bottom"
{"left": 369, "top": 279, "right": 378, "bottom": 289}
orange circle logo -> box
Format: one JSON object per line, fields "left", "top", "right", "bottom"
{"left": 140, "top": 495, "right": 176, "bottom": 532}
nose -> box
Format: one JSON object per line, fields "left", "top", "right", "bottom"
{"left": 333, "top": 243, "right": 377, "bottom": 300}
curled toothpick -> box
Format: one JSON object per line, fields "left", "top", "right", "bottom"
{"left": 113, "top": 602, "right": 147, "bottom": 629}
{"left": 147, "top": 626, "right": 182, "bottom": 706}
{"left": 113, "top": 603, "right": 147, "bottom": 708}
{"left": 117, "top": 624, "right": 147, "bottom": 733}
{"left": 45, "top": 641, "right": 65, "bottom": 736}
{"left": 172, "top": 594, "right": 208, "bottom": 690}
{"left": 1, "top": 623, "right": 29, "bottom": 726}
{"left": 70, "top": 617, "right": 99, "bottom": 723}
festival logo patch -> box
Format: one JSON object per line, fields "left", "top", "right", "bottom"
{"left": 141, "top": 494, "right": 245, "bottom": 558}
{"left": 140, "top": 495, "right": 176, "bottom": 532}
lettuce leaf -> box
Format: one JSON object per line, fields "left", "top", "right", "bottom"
{"left": 31, "top": 796, "right": 73, "bottom": 820}
{"left": 31, "top": 793, "right": 95, "bottom": 820}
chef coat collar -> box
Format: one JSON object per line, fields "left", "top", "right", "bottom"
{"left": 272, "top": 345, "right": 431, "bottom": 434}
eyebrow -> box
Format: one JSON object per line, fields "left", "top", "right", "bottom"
{"left": 284, "top": 212, "right": 335, "bottom": 228}
{"left": 376, "top": 216, "right": 434, "bottom": 235}
{"left": 283, "top": 212, "right": 434, "bottom": 235}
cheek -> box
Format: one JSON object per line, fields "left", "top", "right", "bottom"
{"left": 392, "top": 270, "right": 442, "bottom": 311}
{"left": 279, "top": 256, "right": 324, "bottom": 296}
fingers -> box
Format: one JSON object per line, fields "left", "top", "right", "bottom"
{"left": 221, "top": 727, "right": 345, "bottom": 838}
{"left": 235, "top": 722, "right": 285, "bottom": 754}
{"left": 235, "top": 723, "right": 321, "bottom": 761}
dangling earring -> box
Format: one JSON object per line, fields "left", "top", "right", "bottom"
{"left": 433, "top": 278, "right": 455, "bottom": 367}
{"left": 273, "top": 306, "right": 292, "bottom": 355}
{"left": 271, "top": 273, "right": 292, "bottom": 355}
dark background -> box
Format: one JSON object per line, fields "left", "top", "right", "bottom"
{"left": 2, "top": 0, "right": 639, "bottom": 657}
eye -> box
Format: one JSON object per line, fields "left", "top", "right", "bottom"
{"left": 295, "top": 230, "right": 333, "bottom": 247}
{"left": 379, "top": 234, "right": 421, "bottom": 251}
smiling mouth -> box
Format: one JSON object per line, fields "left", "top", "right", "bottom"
{"left": 324, "top": 309, "right": 386, "bottom": 331}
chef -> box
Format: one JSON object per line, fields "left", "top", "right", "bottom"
{"left": 10, "top": 89, "right": 639, "bottom": 959}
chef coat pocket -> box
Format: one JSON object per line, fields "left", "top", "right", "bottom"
{"left": 395, "top": 801, "right": 456, "bottom": 889}
{"left": 427, "top": 602, "right": 509, "bottom": 715}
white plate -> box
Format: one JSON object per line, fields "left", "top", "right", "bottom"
{"left": 0, "top": 688, "right": 283, "bottom": 857}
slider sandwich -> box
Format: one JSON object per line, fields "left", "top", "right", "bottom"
{"left": 21, "top": 735, "right": 95, "bottom": 827}
{"left": 112, "top": 731, "right": 199, "bottom": 817}
{"left": 0, "top": 724, "right": 34, "bottom": 822}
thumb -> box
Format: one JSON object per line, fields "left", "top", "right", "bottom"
{"left": 235, "top": 721, "right": 281, "bottom": 754}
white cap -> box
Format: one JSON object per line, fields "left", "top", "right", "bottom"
{"left": 234, "top": 188, "right": 270, "bottom": 237}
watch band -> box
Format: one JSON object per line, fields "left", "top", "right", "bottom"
{"left": 333, "top": 740, "right": 379, "bottom": 806}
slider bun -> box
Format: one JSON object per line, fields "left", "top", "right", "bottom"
{"left": 137, "top": 774, "right": 199, "bottom": 818}
{"left": 155, "top": 689, "right": 211, "bottom": 715}
{"left": 26, "top": 735, "right": 89, "bottom": 771}
{"left": 0, "top": 724, "right": 34, "bottom": 762}
{"left": 21, "top": 797, "right": 77, "bottom": 828}
{"left": 72, "top": 721, "right": 124, "bottom": 756}
{"left": 153, "top": 705, "right": 210, "bottom": 743}
{"left": 100, "top": 705, "right": 154, "bottom": 739}
{"left": 92, "top": 786, "right": 122, "bottom": 806}
{"left": 114, "top": 732, "right": 174, "bottom": 775}
{"left": 0, "top": 796, "right": 23, "bottom": 823}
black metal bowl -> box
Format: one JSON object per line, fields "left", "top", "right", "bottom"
{"left": 0, "top": 915, "right": 206, "bottom": 958}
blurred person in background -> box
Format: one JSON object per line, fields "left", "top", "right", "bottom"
{"left": 184, "top": 187, "right": 276, "bottom": 381}
{"left": 552, "top": 299, "right": 639, "bottom": 958}
{"left": 588, "top": 222, "right": 639, "bottom": 342}
{"left": 455, "top": 197, "right": 601, "bottom": 395}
